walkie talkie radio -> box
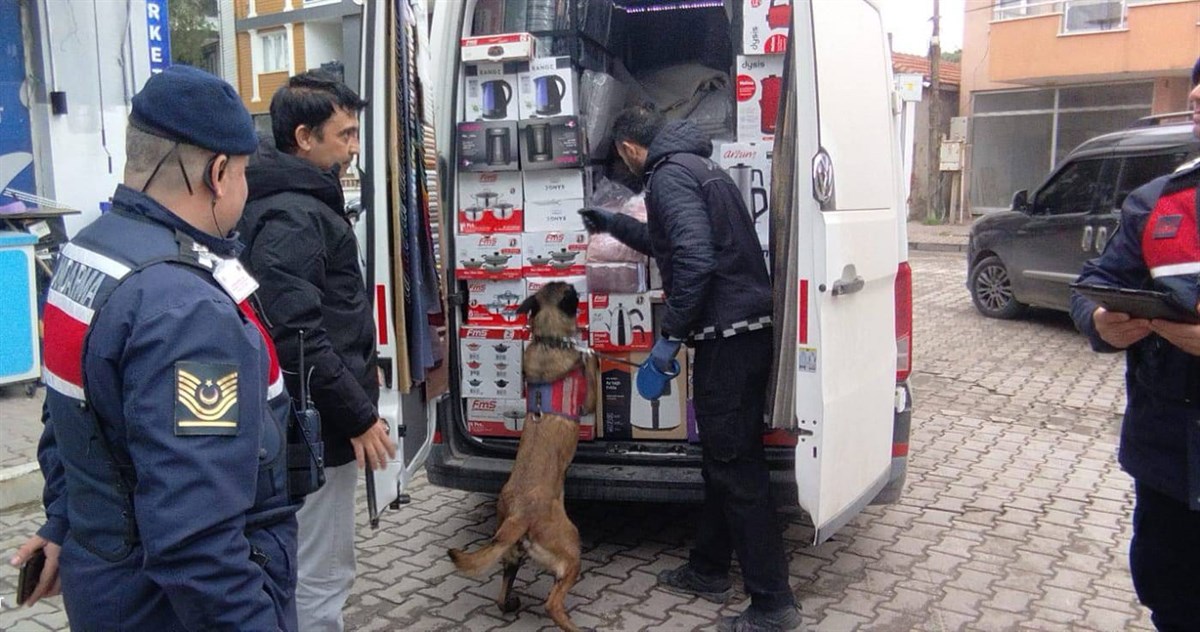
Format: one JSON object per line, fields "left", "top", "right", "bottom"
{"left": 288, "top": 330, "right": 325, "bottom": 499}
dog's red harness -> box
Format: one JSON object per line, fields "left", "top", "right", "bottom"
{"left": 526, "top": 365, "right": 588, "bottom": 423}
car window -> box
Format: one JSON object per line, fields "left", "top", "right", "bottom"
{"left": 1033, "top": 159, "right": 1105, "bottom": 216}
{"left": 1110, "top": 152, "right": 1189, "bottom": 210}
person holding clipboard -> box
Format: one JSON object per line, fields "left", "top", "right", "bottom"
{"left": 1069, "top": 57, "right": 1200, "bottom": 631}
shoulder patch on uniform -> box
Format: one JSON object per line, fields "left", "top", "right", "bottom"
{"left": 175, "top": 362, "right": 239, "bottom": 436}
{"left": 1153, "top": 214, "right": 1183, "bottom": 239}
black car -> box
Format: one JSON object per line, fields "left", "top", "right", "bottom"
{"left": 967, "top": 115, "right": 1200, "bottom": 318}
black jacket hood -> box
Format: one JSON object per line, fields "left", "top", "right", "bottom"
{"left": 245, "top": 136, "right": 345, "bottom": 213}
{"left": 644, "top": 120, "right": 714, "bottom": 179}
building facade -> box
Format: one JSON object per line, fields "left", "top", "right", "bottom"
{"left": 230, "top": 0, "right": 363, "bottom": 121}
{"left": 960, "top": 0, "right": 1200, "bottom": 214}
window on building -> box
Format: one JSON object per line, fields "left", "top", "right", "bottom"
{"left": 260, "top": 30, "right": 289, "bottom": 73}
{"left": 993, "top": 0, "right": 1030, "bottom": 20}
{"left": 1061, "top": 0, "right": 1126, "bottom": 33}
{"left": 969, "top": 82, "right": 1153, "bottom": 213}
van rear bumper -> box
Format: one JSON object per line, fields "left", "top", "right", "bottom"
{"left": 426, "top": 445, "right": 801, "bottom": 505}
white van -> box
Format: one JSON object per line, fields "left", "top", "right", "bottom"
{"left": 360, "top": 0, "right": 913, "bottom": 545}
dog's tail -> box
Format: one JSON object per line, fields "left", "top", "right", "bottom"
{"left": 448, "top": 516, "right": 526, "bottom": 576}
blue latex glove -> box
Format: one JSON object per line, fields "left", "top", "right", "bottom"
{"left": 636, "top": 338, "right": 682, "bottom": 400}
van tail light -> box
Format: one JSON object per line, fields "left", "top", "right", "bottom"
{"left": 895, "top": 262, "right": 913, "bottom": 382}
{"left": 433, "top": 430, "right": 444, "bottom": 444}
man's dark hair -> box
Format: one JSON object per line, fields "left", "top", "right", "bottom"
{"left": 270, "top": 70, "right": 368, "bottom": 154}
{"left": 611, "top": 104, "right": 666, "bottom": 149}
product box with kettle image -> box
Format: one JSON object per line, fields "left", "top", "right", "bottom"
{"left": 459, "top": 326, "right": 526, "bottom": 399}
{"left": 523, "top": 230, "right": 588, "bottom": 277}
{"left": 735, "top": 55, "right": 784, "bottom": 143}
{"left": 526, "top": 275, "right": 589, "bottom": 330}
{"left": 517, "top": 116, "right": 584, "bottom": 171}
{"left": 465, "top": 279, "right": 527, "bottom": 327}
{"left": 457, "top": 120, "right": 520, "bottom": 172}
{"left": 714, "top": 142, "right": 772, "bottom": 249}
{"left": 596, "top": 352, "right": 689, "bottom": 441}
{"left": 455, "top": 233, "right": 523, "bottom": 280}
{"left": 463, "top": 62, "right": 522, "bottom": 122}
{"left": 522, "top": 169, "right": 587, "bottom": 232}
{"left": 589, "top": 293, "right": 653, "bottom": 352}
{"left": 458, "top": 171, "right": 524, "bottom": 234}
{"left": 517, "top": 57, "right": 578, "bottom": 119}
{"left": 742, "top": 0, "right": 790, "bottom": 55}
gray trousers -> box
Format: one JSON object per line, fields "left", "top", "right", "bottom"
{"left": 296, "top": 461, "right": 358, "bottom": 632}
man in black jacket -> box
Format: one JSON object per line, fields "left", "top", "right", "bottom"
{"left": 580, "top": 106, "right": 801, "bottom": 632}
{"left": 238, "top": 71, "right": 395, "bottom": 632}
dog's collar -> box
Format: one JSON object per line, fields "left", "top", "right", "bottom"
{"left": 527, "top": 365, "right": 588, "bottom": 423}
{"left": 531, "top": 335, "right": 584, "bottom": 352}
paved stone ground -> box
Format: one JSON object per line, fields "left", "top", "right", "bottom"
{"left": 0, "top": 251, "right": 1152, "bottom": 631}
{"left": 0, "top": 385, "right": 43, "bottom": 471}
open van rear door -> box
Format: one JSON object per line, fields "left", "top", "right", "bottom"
{"left": 361, "top": 0, "right": 439, "bottom": 526}
{"left": 779, "top": 0, "right": 900, "bottom": 544}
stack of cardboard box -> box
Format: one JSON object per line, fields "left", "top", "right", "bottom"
{"left": 456, "top": 37, "right": 593, "bottom": 439}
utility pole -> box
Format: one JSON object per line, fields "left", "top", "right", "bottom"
{"left": 926, "top": 0, "right": 942, "bottom": 223}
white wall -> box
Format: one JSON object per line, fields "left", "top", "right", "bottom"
{"left": 27, "top": 0, "right": 153, "bottom": 236}
{"left": 303, "top": 20, "right": 342, "bottom": 72}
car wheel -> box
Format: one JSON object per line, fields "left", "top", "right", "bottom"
{"left": 970, "top": 255, "right": 1027, "bottom": 319}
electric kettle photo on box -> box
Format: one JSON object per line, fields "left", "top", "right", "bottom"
{"left": 481, "top": 79, "right": 512, "bottom": 119}
{"left": 527, "top": 123, "right": 553, "bottom": 162}
{"left": 759, "top": 75, "right": 782, "bottom": 135}
{"left": 767, "top": 0, "right": 791, "bottom": 29}
{"left": 533, "top": 75, "right": 567, "bottom": 116}
{"left": 486, "top": 127, "right": 512, "bottom": 166}
{"left": 729, "top": 164, "right": 769, "bottom": 222}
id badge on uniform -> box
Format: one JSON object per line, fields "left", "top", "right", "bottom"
{"left": 213, "top": 258, "right": 260, "bottom": 303}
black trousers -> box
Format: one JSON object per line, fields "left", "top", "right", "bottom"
{"left": 688, "top": 328, "right": 794, "bottom": 611}
{"left": 1130, "top": 481, "right": 1200, "bottom": 631}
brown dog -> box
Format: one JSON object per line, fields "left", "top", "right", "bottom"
{"left": 448, "top": 281, "right": 597, "bottom": 632}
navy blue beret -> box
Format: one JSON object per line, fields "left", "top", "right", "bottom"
{"left": 130, "top": 65, "right": 258, "bottom": 155}
{"left": 1193, "top": 56, "right": 1200, "bottom": 87}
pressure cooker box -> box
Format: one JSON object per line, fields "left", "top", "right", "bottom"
{"left": 465, "top": 279, "right": 527, "bottom": 327}
{"left": 463, "top": 62, "right": 523, "bottom": 122}
{"left": 517, "top": 56, "right": 579, "bottom": 119}
{"left": 455, "top": 233, "right": 523, "bottom": 280}
{"left": 466, "top": 396, "right": 596, "bottom": 440}
{"left": 517, "top": 116, "right": 584, "bottom": 171}
{"left": 458, "top": 171, "right": 524, "bottom": 234}
{"left": 523, "top": 230, "right": 589, "bottom": 277}
{"left": 735, "top": 55, "right": 785, "bottom": 143}
{"left": 742, "top": 0, "right": 790, "bottom": 55}
{"left": 459, "top": 327, "right": 526, "bottom": 399}
{"left": 458, "top": 120, "right": 520, "bottom": 172}
{"left": 522, "top": 169, "right": 587, "bottom": 232}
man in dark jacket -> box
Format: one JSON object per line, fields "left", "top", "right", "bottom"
{"left": 238, "top": 70, "right": 395, "bottom": 632}
{"left": 1068, "top": 59, "right": 1200, "bottom": 630}
{"left": 580, "top": 106, "right": 801, "bottom": 632}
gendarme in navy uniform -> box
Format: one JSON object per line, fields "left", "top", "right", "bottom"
{"left": 34, "top": 66, "right": 303, "bottom": 630}
{"left": 1069, "top": 57, "right": 1200, "bottom": 631}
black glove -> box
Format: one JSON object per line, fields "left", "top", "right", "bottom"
{"left": 578, "top": 207, "right": 616, "bottom": 234}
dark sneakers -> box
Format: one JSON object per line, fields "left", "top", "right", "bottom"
{"left": 717, "top": 605, "right": 805, "bottom": 632}
{"left": 656, "top": 563, "right": 734, "bottom": 603}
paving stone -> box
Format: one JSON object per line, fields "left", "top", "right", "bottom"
{"left": 0, "top": 253, "right": 1159, "bottom": 632}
